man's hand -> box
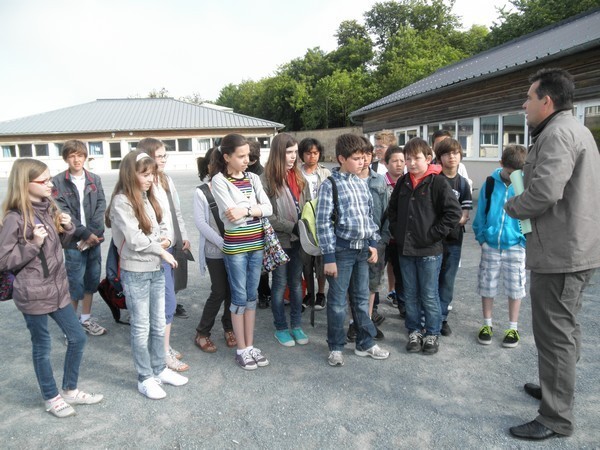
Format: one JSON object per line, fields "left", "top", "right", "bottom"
{"left": 367, "top": 246, "right": 378, "bottom": 264}
{"left": 324, "top": 262, "right": 338, "bottom": 278}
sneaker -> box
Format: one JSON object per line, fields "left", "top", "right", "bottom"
{"left": 274, "top": 330, "right": 295, "bottom": 347}
{"left": 174, "top": 304, "right": 188, "bottom": 318}
{"left": 235, "top": 350, "right": 258, "bottom": 371}
{"left": 291, "top": 327, "right": 309, "bottom": 345}
{"left": 166, "top": 353, "right": 189, "bottom": 372}
{"left": 302, "top": 293, "right": 314, "bottom": 308}
{"left": 45, "top": 395, "right": 76, "bottom": 417}
{"left": 441, "top": 320, "right": 452, "bottom": 337}
{"left": 374, "top": 325, "right": 385, "bottom": 340}
{"left": 62, "top": 389, "right": 103, "bottom": 405}
{"left": 81, "top": 318, "right": 107, "bottom": 336}
{"left": 138, "top": 378, "right": 167, "bottom": 400}
{"left": 249, "top": 347, "right": 269, "bottom": 367}
{"left": 371, "top": 311, "right": 385, "bottom": 326}
{"left": 387, "top": 291, "right": 398, "bottom": 307}
{"left": 502, "top": 329, "right": 520, "bottom": 348}
{"left": 422, "top": 335, "right": 440, "bottom": 355}
{"left": 398, "top": 302, "right": 406, "bottom": 319}
{"left": 478, "top": 325, "right": 493, "bottom": 345}
{"left": 314, "top": 293, "right": 326, "bottom": 310}
{"left": 169, "top": 347, "right": 183, "bottom": 360}
{"left": 328, "top": 350, "right": 344, "bottom": 366}
{"left": 346, "top": 323, "right": 357, "bottom": 343}
{"left": 157, "top": 367, "right": 189, "bottom": 386}
{"left": 258, "top": 294, "right": 270, "bottom": 309}
{"left": 406, "top": 331, "right": 423, "bottom": 353}
{"left": 355, "top": 344, "right": 390, "bottom": 360}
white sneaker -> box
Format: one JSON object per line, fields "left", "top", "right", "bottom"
{"left": 138, "top": 378, "right": 166, "bottom": 400}
{"left": 157, "top": 368, "right": 188, "bottom": 386}
{"left": 354, "top": 344, "right": 390, "bottom": 360}
{"left": 328, "top": 350, "right": 344, "bottom": 367}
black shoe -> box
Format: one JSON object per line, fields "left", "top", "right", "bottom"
{"left": 258, "top": 295, "right": 270, "bottom": 309}
{"left": 374, "top": 325, "right": 384, "bottom": 340}
{"left": 346, "top": 323, "right": 357, "bottom": 343}
{"left": 441, "top": 320, "right": 452, "bottom": 336}
{"left": 302, "top": 293, "right": 313, "bottom": 307}
{"left": 509, "top": 420, "right": 560, "bottom": 441}
{"left": 314, "top": 293, "right": 326, "bottom": 311}
{"left": 371, "top": 311, "right": 385, "bottom": 326}
{"left": 406, "top": 331, "right": 423, "bottom": 353}
{"left": 174, "top": 304, "right": 188, "bottom": 318}
{"left": 422, "top": 335, "right": 439, "bottom": 355}
{"left": 397, "top": 302, "right": 406, "bottom": 319}
{"left": 524, "top": 383, "right": 542, "bottom": 400}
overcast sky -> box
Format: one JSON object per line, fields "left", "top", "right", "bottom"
{"left": 0, "top": 0, "right": 509, "bottom": 122}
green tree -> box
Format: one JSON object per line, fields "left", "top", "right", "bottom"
{"left": 329, "top": 20, "right": 374, "bottom": 71}
{"left": 485, "top": 0, "right": 600, "bottom": 48}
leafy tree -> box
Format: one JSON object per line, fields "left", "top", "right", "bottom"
{"left": 148, "top": 87, "right": 170, "bottom": 98}
{"left": 329, "top": 20, "right": 374, "bottom": 71}
{"left": 484, "top": 0, "right": 600, "bottom": 48}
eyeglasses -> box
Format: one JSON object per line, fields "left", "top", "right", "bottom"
{"left": 30, "top": 178, "right": 53, "bottom": 186}
{"left": 155, "top": 154, "right": 168, "bottom": 160}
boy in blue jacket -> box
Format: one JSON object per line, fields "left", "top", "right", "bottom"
{"left": 472, "top": 145, "right": 527, "bottom": 348}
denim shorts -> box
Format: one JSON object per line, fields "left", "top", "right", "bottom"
{"left": 477, "top": 243, "right": 526, "bottom": 299}
{"left": 223, "top": 250, "right": 262, "bottom": 314}
{"left": 64, "top": 246, "right": 102, "bottom": 301}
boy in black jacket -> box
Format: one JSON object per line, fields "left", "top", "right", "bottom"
{"left": 388, "top": 138, "right": 461, "bottom": 355}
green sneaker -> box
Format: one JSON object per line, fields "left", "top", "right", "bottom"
{"left": 477, "top": 325, "right": 493, "bottom": 345}
{"left": 291, "top": 328, "right": 309, "bottom": 345}
{"left": 502, "top": 329, "right": 520, "bottom": 348}
{"left": 275, "top": 330, "right": 295, "bottom": 347}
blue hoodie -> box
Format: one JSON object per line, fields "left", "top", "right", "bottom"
{"left": 472, "top": 168, "right": 525, "bottom": 250}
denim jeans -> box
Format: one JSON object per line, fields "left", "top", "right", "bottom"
{"left": 196, "top": 258, "right": 232, "bottom": 336}
{"left": 161, "top": 247, "right": 177, "bottom": 324}
{"left": 326, "top": 246, "right": 376, "bottom": 351}
{"left": 64, "top": 245, "right": 102, "bottom": 300}
{"left": 223, "top": 250, "right": 263, "bottom": 314}
{"left": 23, "top": 305, "right": 87, "bottom": 400}
{"left": 439, "top": 243, "right": 462, "bottom": 320}
{"left": 386, "top": 244, "right": 405, "bottom": 305}
{"left": 270, "top": 243, "right": 303, "bottom": 330}
{"left": 121, "top": 268, "right": 166, "bottom": 382}
{"left": 399, "top": 254, "right": 442, "bottom": 335}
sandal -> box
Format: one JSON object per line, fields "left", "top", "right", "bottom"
{"left": 224, "top": 330, "right": 237, "bottom": 348}
{"left": 166, "top": 353, "right": 190, "bottom": 372}
{"left": 195, "top": 333, "right": 217, "bottom": 353}
{"left": 45, "top": 395, "right": 76, "bottom": 418}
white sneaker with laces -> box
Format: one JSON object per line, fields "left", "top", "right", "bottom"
{"left": 354, "top": 344, "right": 390, "bottom": 360}
{"left": 62, "top": 389, "right": 104, "bottom": 405}
{"left": 157, "top": 368, "right": 189, "bottom": 386}
{"left": 81, "top": 318, "right": 107, "bottom": 336}
{"left": 138, "top": 378, "right": 166, "bottom": 400}
{"left": 328, "top": 350, "right": 344, "bottom": 366}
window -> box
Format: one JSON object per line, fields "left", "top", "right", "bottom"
{"left": 54, "top": 143, "right": 64, "bottom": 156}
{"left": 109, "top": 142, "right": 121, "bottom": 158}
{"left": 178, "top": 138, "right": 192, "bottom": 152}
{"left": 396, "top": 129, "right": 418, "bottom": 147}
{"left": 197, "top": 138, "right": 211, "bottom": 152}
{"left": 2, "top": 145, "right": 16, "bottom": 158}
{"left": 164, "top": 140, "right": 176, "bottom": 152}
{"left": 427, "top": 123, "right": 440, "bottom": 145}
{"left": 128, "top": 141, "right": 139, "bottom": 152}
{"left": 89, "top": 141, "right": 103, "bottom": 157}
{"left": 502, "top": 114, "right": 525, "bottom": 146}
{"left": 34, "top": 144, "right": 49, "bottom": 157}
{"left": 479, "top": 116, "right": 499, "bottom": 158}
{"left": 257, "top": 137, "right": 269, "bottom": 148}
{"left": 441, "top": 122, "right": 456, "bottom": 137}
{"left": 19, "top": 144, "right": 33, "bottom": 157}
{"left": 584, "top": 105, "right": 600, "bottom": 148}
{"left": 457, "top": 119, "right": 474, "bottom": 158}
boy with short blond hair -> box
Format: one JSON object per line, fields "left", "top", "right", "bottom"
{"left": 388, "top": 137, "right": 461, "bottom": 355}
{"left": 316, "top": 133, "right": 390, "bottom": 367}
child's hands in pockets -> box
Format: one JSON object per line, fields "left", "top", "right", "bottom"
{"left": 367, "top": 246, "right": 378, "bottom": 264}
{"left": 161, "top": 250, "right": 178, "bottom": 269}
{"left": 32, "top": 224, "right": 48, "bottom": 246}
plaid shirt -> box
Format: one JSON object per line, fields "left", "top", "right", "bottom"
{"left": 316, "top": 168, "right": 379, "bottom": 264}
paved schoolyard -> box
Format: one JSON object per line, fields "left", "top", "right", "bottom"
{"left": 0, "top": 169, "right": 599, "bottom": 449}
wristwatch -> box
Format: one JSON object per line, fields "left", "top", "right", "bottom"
{"left": 246, "top": 206, "right": 252, "bottom": 217}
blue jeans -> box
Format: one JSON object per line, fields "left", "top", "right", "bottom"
{"left": 121, "top": 269, "right": 166, "bottom": 382}
{"left": 326, "top": 247, "right": 376, "bottom": 352}
{"left": 223, "top": 250, "right": 263, "bottom": 314}
{"left": 439, "top": 243, "right": 462, "bottom": 320}
{"left": 399, "top": 254, "right": 442, "bottom": 336}
{"left": 64, "top": 246, "right": 102, "bottom": 300}
{"left": 161, "top": 247, "right": 177, "bottom": 324}
{"left": 23, "top": 306, "right": 87, "bottom": 400}
{"left": 271, "top": 243, "right": 303, "bottom": 330}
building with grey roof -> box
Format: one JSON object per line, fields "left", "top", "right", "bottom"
{"left": 350, "top": 8, "right": 600, "bottom": 189}
{"left": 0, "top": 98, "right": 284, "bottom": 176}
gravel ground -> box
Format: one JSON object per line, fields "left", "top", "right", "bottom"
{"left": 1, "top": 169, "right": 599, "bottom": 449}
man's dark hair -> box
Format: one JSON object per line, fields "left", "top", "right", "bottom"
{"left": 247, "top": 139, "right": 261, "bottom": 163}
{"left": 431, "top": 129, "right": 452, "bottom": 145}
{"left": 434, "top": 138, "right": 462, "bottom": 162}
{"left": 403, "top": 137, "right": 433, "bottom": 159}
{"left": 384, "top": 145, "right": 403, "bottom": 164}
{"left": 359, "top": 136, "right": 374, "bottom": 153}
{"left": 501, "top": 145, "right": 527, "bottom": 171}
{"left": 529, "top": 68, "right": 574, "bottom": 111}
{"left": 298, "top": 137, "right": 324, "bottom": 161}
{"left": 335, "top": 133, "right": 364, "bottom": 161}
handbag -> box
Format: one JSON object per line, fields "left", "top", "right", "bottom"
{"left": 262, "top": 217, "right": 290, "bottom": 272}
{"left": 0, "top": 271, "right": 15, "bottom": 301}
{"left": 97, "top": 239, "right": 129, "bottom": 324}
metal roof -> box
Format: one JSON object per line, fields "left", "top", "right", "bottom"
{"left": 351, "top": 8, "right": 600, "bottom": 118}
{"left": 0, "top": 98, "right": 284, "bottom": 136}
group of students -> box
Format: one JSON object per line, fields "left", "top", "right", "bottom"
{"left": 0, "top": 127, "right": 528, "bottom": 416}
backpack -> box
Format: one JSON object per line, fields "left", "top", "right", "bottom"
{"left": 298, "top": 176, "right": 338, "bottom": 256}
{"left": 197, "top": 184, "right": 225, "bottom": 237}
